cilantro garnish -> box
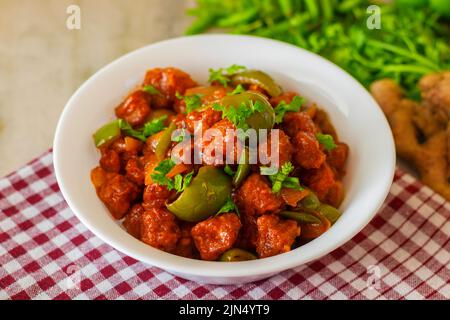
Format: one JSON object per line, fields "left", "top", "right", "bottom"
{"left": 118, "top": 116, "right": 167, "bottom": 142}
{"left": 150, "top": 159, "right": 176, "bottom": 190}
{"left": 260, "top": 162, "right": 302, "bottom": 193}
{"left": 274, "top": 96, "right": 305, "bottom": 124}
{"left": 179, "top": 171, "right": 194, "bottom": 192}
{"left": 176, "top": 92, "right": 203, "bottom": 113}
{"left": 316, "top": 133, "right": 337, "bottom": 151}
{"left": 142, "top": 85, "right": 161, "bottom": 95}
{"left": 173, "top": 170, "right": 194, "bottom": 193}
{"left": 118, "top": 120, "right": 146, "bottom": 141}
{"left": 142, "top": 116, "right": 168, "bottom": 137}
{"left": 216, "top": 196, "right": 238, "bottom": 215}
{"left": 213, "top": 100, "right": 265, "bottom": 130}
{"left": 174, "top": 174, "right": 183, "bottom": 192}
{"left": 151, "top": 160, "right": 194, "bottom": 193}
{"left": 185, "top": 95, "right": 203, "bottom": 113}
{"left": 228, "top": 84, "right": 246, "bottom": 96}
{"left": 208, "top": 65, "right": 247, "bottom": 87}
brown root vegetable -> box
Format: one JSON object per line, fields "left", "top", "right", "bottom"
{"left": 371, "top": 77, "right": 450, "bottom": 201}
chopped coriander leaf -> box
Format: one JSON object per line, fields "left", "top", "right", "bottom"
{"left": 142, "top": 85, "right": 161, "bottom": 95}
{"left": 213, "top": 99, "right": 265, "bottom": 130}
{"left": 118, "top": 117, "right": 168, "bottom": 142}
{"left": 174, "top": 170, "right": 195, "bottom": 193}
{"left": 269, "top": 162, "right": 294, "bottom": 193}
{"left": 142, "top": 116, "right": 168, "bottom": 137}
{"left": 208, "top": 64, "right": 247, "bottom": 87}
{"left": 175, "top": 93, "right": 203, "bottom": 113}
{"left": 262, "top": 162, "right": 299, "bottom": 193}
{"left": 229, "top": 84, "right": 246, "bottom": 95}
{"left": 184, "top": 94, "right": 203, "bottom": 113}
{"left": 174, "top": 174, "right": 183, "bottom": 192}
{"left": 224, "top": 165, "right": 235, "bottom": 176}
{"left": 182, "top": 171, "right": 195, "bottom": 191}
{"left": 274, "top": 96, "right": 305, "bottom": 124}
{"left": 216, "top": 196, "right": 237, "bottom": 215}
{"left": 226, "top": 64, "right": 247, "bottom": 74}
{"left": 172, "top": 128, "right": 190, "bottom": 143}
{"left": 181, "top": 170, "right": 193, "bottom": 185}
{"left": 118, "top": 119, "right": 146, "bottom": 141}
{"left": 316, "top": 133, "right": 337, "bottom": 151}
{"left": 150, "top": 159, "right": 176, "bottom": 190}
{"left": 208, "top": 68, "right": 229, "bottom": 86}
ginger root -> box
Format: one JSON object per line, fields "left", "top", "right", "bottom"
{"left": 371, "top": 73, "right": 450, "bottom": 201}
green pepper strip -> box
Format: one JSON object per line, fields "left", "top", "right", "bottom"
{"left": 220, "top": 248, "right": 257, "bottom": 262}
{"left": 232, "top": 148, "right": 251, "bottom": 188}
{"left": 231, "top": 70, "right": 282, "bottom": 97}
{"left": 279, "top": 211, "right": 322, "bottom": 224}
{"left": 93, "top": 120, "right": 121, "bottom": 148}
{"left": 155, "top": 122, "right": 177, "bottom": 160}
{"left": 167, "top": 167, "right": 232, "bottom": 222}
{"left": 296, "top": 191, "right": 321, "bottom": 211}
{"left": 317, "top": 204, "right": 341, "bottom": 225}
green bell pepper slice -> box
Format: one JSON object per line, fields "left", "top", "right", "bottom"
{"left": 231, "top": 70, "right": 282, "bottom": 97}
{"left": 232, "top": 148, "right": 251, "bottom": 188}
{"left": 297, "top": 191, "right": 321, "bottom": 211}
{"left": 167, "top": 166, "right": 232, "bottom": 222}
{"left": 279, "top": 211, "right": 322, "bottom": 224}
{"left": 155, "top": 122, "right": 177, "bottom": 160}
{"left": 220, "top": 248, "right": 257, "bottom": 262}
{"left": 317, "top": 204, "right": 341, "bottom": 225}
{"left": 93, "top": 120, "right": 121, "bottom": 148}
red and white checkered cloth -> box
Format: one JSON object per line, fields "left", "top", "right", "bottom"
{"left": 0, "top": 150, "right": 449, "bottom": 300}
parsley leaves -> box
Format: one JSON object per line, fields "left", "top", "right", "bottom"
{"left": 316, "top": 133, "right": 337, "bottom": 151}
{"left": 150, "top": 159, "right": 176, "bottom": 190}
{"left": 260, "top": 162, "right": 302, "bottom": 193}
{"left": 151, "top": 159, "right": 194, "bottom": 193}
{"left": 208, "top": 65, "right": 246, "bottom": 87}
{"left": 213, "top": 100, "right": 265, "bottom": 130}
{"left": 174, "top": 170, "right": 194, "bottom": 193}
{"left": 228, "top": 84, "right": 246, "bottom": 95}
{"left": 118, "top": 116, "right": 168, "bottom": 142}
{"left": 176, "top": 92, "right": 203, "bottom": 113}
{"left": 142, "top": 116, "right": 168, "bottom": 137}
{"left": 142, "top": 85, "right": 161, "bottom": 95}
{"left": 274, "top": 96, "right": 304, "bottom": 124}
{"left": 216, "top": 196, "right": 238, "bottom": 215}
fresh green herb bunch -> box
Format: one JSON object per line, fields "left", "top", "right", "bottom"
{"left": 186, "top": 0, "right": 450, "bottom": 99}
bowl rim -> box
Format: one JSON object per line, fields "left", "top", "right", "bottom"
{"left": 53, "top": 34, "right": 396, "bottom": 279}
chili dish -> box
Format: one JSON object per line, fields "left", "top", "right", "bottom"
{"left": 90, "top": 66, "right": 349, "bottom": 262}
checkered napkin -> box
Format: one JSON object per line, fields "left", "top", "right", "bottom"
{"left": 0, "top": 150, "right": 449, "bottom": 300}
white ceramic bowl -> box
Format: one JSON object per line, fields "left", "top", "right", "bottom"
{"left": 54, "top": 35, "right": 395, "bottom": 285}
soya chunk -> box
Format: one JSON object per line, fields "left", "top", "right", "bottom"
{"left": 191, "top": 213, "right": 241, "bottom": 261}
{"left": 256, "top": 215, "right": 300, "bottom": 258}
{"left": 98, "top": 174, "right": 139, "bottom": 219}
{"left": 235, "top": 174, "right": 284, "bottom": 216}
{"left": 115, "top": 90, "right": 151, "bottom": 127}
{"left": 143, "top": 68, "right": 197, "bottom": 109}
{"left": 141, "top": 208, "right": 181, "bottom": 253}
